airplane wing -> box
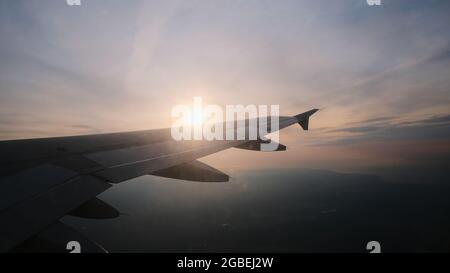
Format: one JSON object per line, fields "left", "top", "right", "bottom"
{"left": 0, "top": 109, "right": 318, "bottom": 252}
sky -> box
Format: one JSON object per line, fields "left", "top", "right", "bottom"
{"left": 0, "top": 0, "right": 449, "bottom": 174}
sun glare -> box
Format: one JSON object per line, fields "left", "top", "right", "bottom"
{"left": 188, "top": 111, "right": 205, "bottom": 127}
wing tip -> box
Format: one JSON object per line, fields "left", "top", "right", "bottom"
{"left": 295, "top": 109, "right": 319, "bottom": 130}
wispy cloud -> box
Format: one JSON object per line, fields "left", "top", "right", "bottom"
{"left": 1, "top": 0, "right": 449, "bottom": 172}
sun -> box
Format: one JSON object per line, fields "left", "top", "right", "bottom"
{"left": 179, "top": 107, "right": 206, "bottom": 127}
{"left": 173, "top": 96, "right": 214, "bottom": 128}
{"left": 189, "top": 110, "right": 204, "bottom": 127}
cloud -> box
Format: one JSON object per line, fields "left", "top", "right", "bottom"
{"left": 315, "top": 114, "right": 450, "bottom": 148}
{"left": 403, "top": 114, "right": 450, "bottom": 126}
{"left": 348, "top": 116, "right": 397, "bottom": 125}
{"left": 331, "top": 125, "right": 383, "bottom": 134}
{"left": 423, "top": 43, "right": 450, "bottom": 64}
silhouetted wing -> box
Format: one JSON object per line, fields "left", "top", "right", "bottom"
{"left": 0, "top": 165, "right": 110, "bottom": 252}
{"left": 0, "top": 110, "right": 318, "bottom": 252}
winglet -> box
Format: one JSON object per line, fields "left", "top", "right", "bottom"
{"left": 294, "top": 109, "right": 319, "bottom": 130}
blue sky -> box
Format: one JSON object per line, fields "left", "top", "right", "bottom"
{"left": 0, "top": 0, "right": 449, "bottom": 172}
